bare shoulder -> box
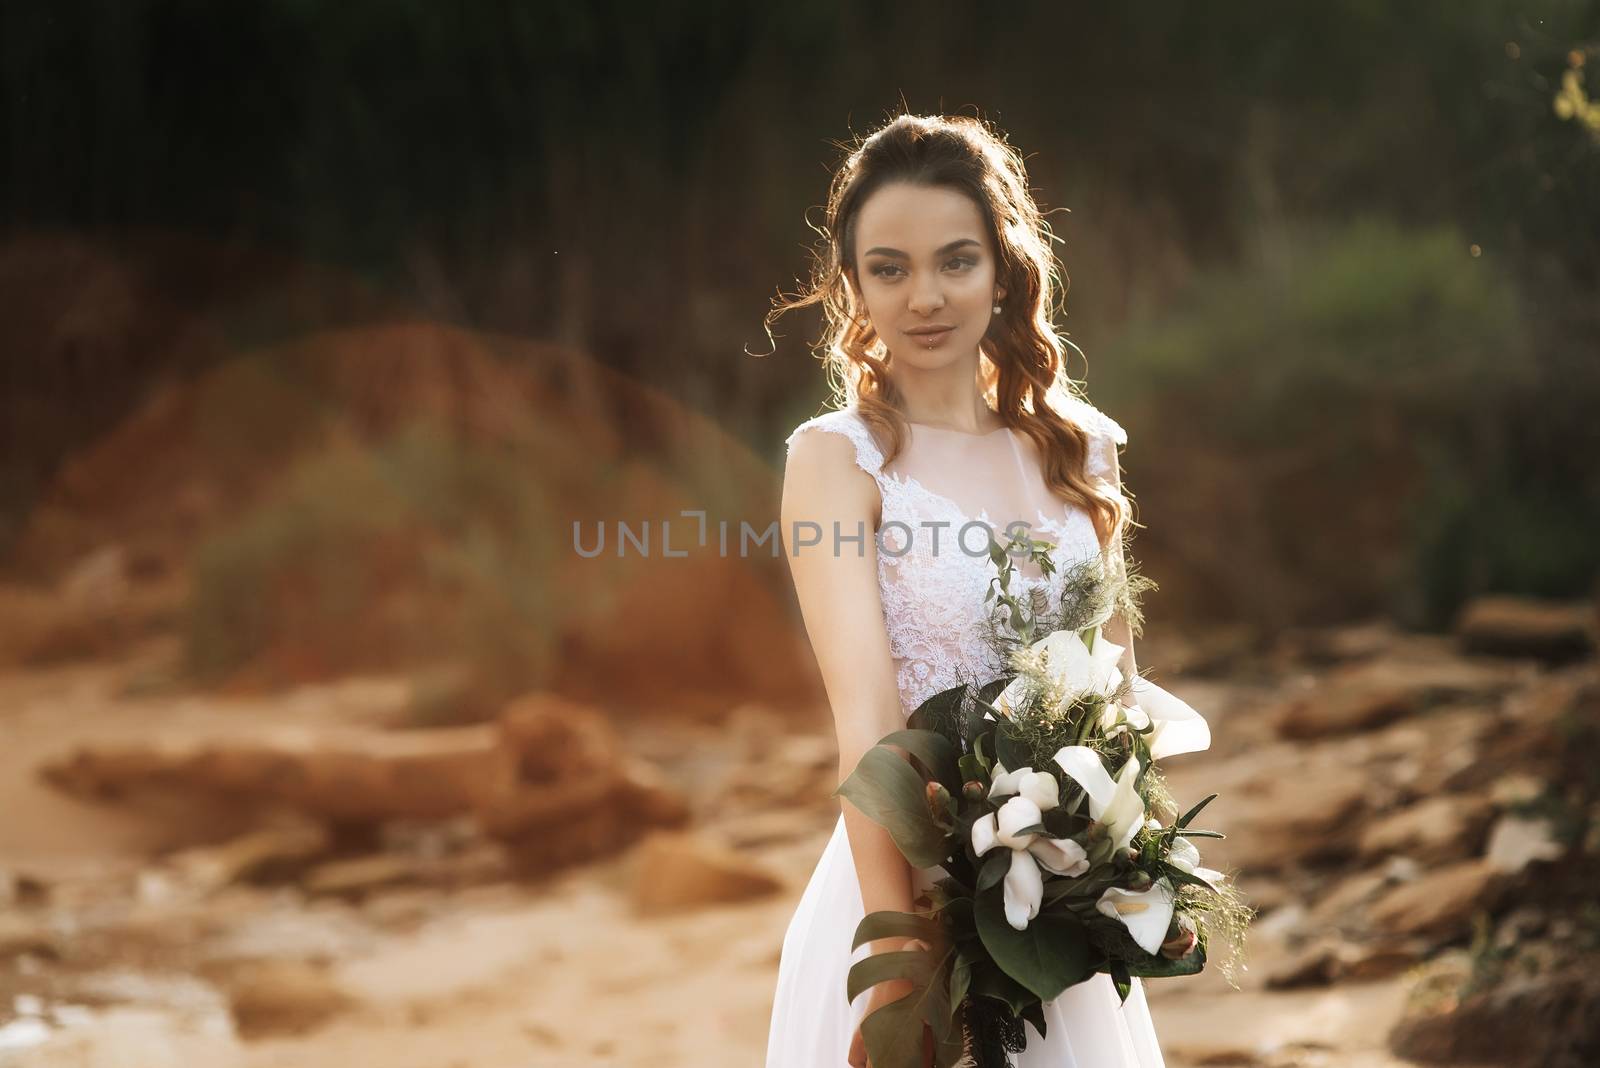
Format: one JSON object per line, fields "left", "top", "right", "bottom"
{"left": 782, "top": 423, "right": 877, "bottom": 511}
{"left": 781, "top": 411, "right": 881, "bottom": 536}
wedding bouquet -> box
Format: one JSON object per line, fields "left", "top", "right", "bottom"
{"left": 837, "top": 535, "right": 1253, "bottom": 1068}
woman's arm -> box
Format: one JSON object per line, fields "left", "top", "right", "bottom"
{"left": 781, "top": 428, "right": 919, "bottom": 952}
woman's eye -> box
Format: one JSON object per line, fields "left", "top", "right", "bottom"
{"left": 869, "top": 256, "right": 976, "bottom": 279}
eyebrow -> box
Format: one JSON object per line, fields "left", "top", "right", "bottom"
{"left": 862, "top": 238, "right": 982, "bottom": 259}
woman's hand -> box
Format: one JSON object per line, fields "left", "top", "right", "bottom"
{"left": 846, "top": 939, "right": 935, "bottom": 1068}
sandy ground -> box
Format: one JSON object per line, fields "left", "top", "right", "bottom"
{"left": 0, "top": 639, "right": 1427, "bottom": 1068}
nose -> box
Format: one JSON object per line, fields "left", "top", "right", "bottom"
{"left": 908, "top": 273, "right": 945, "bottom": 315}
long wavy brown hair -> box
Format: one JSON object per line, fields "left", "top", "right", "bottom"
{"left": 761, "top": 112, "right": 1135, "bottom": 553}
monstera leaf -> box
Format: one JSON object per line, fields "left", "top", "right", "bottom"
{"left": 836, "top": 746, "right": 950, "bottom": 868}
{"left": 848, "top": 911, "right": 966, "bottom": 1068}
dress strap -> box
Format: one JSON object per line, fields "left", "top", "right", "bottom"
{"left": 785, "top": 407, "right": 888, "bottom": 484}
{"left": 1060, "top": 395, "right": 1127, "bottom": 483}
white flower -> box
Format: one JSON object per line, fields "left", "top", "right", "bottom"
{"left": 1051, "top": 746, "right": 1147, "bottom": 854}
{"left": 1003, "top": 849, "right": 1044, "bottom": 929}
{"left": 987, "top": 762, "right": 1061, "bottom": 813}
{"left": 995, "top": 627, "right": 1125, "bottom": 718}
{"left": 1096, "top": 878, "right": 1177, "bottom": 955}
{"left": 1166, "top": 835, "right": 1227, "bottom": 892}
{"left": 971, "top": 775, "right": 1090, "bottom": 930}
{"left": 1124, "top": 677, "right": 1211, "bottom": 760}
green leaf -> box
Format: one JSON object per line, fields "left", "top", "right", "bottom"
{"left": 909, "top": 682, "right": 978, "bottom": 738}
{"left": 949, "top": 952, "right": 973, "bottom": 1010}
{"left": 974, "top": 886, "right": 1099, "bottom": 1002}
{"left": 1110, "top": 958, "right": 1132, "bottom": 1004}
{"left": 975, "top": 848, "right": 1010, "bottom": 892}
{"left": 920, "top": 952, "right": 955, "bottom": 1044}
{"left": 852, "top": 910, "right": 944, "bottom": 952}
{"left": 1041, "top": 807, "right": 1090, "bottom": 838}
{"left": 858, "top": 983, "right": 931, "bottom": 1068}
{"left": 847, "top": 949, "right": 935, "bottom": 1004}
{"left": 974, "top": 732, "right": 993, "bottom": 769}
{"left": 995, "top": 723, "right": 1033, "bottom": 772}
{"left": 838, "top": 747, "right": 950, "bottom": 868}
{"left": 877, "top": 728, "right": 961, "bottom": 793}
{"left": 967, "top": 960, "right": 1037, "bottom": 1017}
{"left": 856, "top": 939, "right": 961, "bottom": 1068}
{"left": 1021, "top": 1000, "right": 1048, "bottom": 1041}
{"left": 1176, "top": 793, "right": 1218, "bottom": 829}
{"left": 1120, "top": 940, "right": 1207, "bottom": 978}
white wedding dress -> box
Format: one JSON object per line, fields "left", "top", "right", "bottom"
{"left": 765, "top": 395, "right": 1168, "bottom": 1067}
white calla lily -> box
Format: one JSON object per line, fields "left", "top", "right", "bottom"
{"left": 1052, "top": 747, "right": 1146, "bottom": 852}
{"left": 996, "top": 628, "right": 1126, "bottom": 720}
{"left": 1096, "top": 877, "right": 1177, "bottom": 955}
{"left": 1126, "top": 677, "right": 1211, "bottom": 760}
{"left": 1033, "top": 628, "right": 1125, "bottom": 702}
{"left": 993, "top": 676, "right": 1031, "bottom": 719}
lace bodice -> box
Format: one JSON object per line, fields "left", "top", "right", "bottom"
{"left": 784, "top": 396, "right": 1128, "bottom": 715}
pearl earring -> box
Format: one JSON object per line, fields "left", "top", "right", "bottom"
{"left": 993, "top": 302, "right": 1003, "bottom": 315}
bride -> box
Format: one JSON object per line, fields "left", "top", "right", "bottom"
{"left": 764, "top": 113, "right": 1167, "bottom": 1067}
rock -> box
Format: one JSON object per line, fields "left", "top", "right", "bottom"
{"left": 715, "top": 808, "right": 835, "bottom": 850}
{"left": 59, "top": 544, "right": 131, "bottom": 613}
{"left": 711, "top": 742, "right": 836, "bottom": 810}
{"left": 199, "top": 958, "right": 355, "bottom": 1038}
{"left": 1277, "top": 620, "right": 1402, "bottom": 666}
{"left": 1308, "top": 870, "right": 1390, "bottom": 927}
{"left": 1367, "top": 858, "right": 1504, "bottom": 941}
{"left": 1455, "top": 595, "right": 1597, "bottom": 664}
{"left": 496, "top": 692, "right": 619, "bottom": 784}
{"left": 628, "top": 830, "right": 785, "bottom": 915}
{"left": 1264, "top": 936, "right": 1344, "bottom": 989}
{"left": 1272, "top": 656, "right": 1520, "bottom": 740}
{"left": 482, "top": 758, "right": 690, "bottom": 878}
{"left": 1272, "top": 677, "right": 1421, "bottom": 739}
{"left": 1341, "top": 942, "right": 1426, "bottom": 980}
{"left": 1370, "top": 705, "right": 1498, "bottom": 797}
{"left": 1489, "top": 773, "right": 1546, "bottom": 807}
{"left": 1389, "top": 960, "right": 1600, "bottom": 1067}
{"left": 1262, "top": 933, "right": 1423, "bottom": 989}
{"left": 301, "top": 854, "right": 424, "bottom": 899}
{"left": 0, "top": 913, "right": 57, "bottom": 961}
{"left": 0, "top": 866, "right": 50, "bottom": 907}
{"left": 39, "top": 724, "right": 520, "bottom": 825}
{"left": 1483, "top": 814, "right": 1565, "bottom": 874}
{"left": 1358, "top": 795, "right": 1496, "bottom": 864}
{"left": 165, "top": 823, "right": 332, "bottom": 892}
{"left": 1207, "top": 760, "right": 1371, "bottom": 872}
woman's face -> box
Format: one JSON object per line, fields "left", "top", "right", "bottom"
{"left": 851, "top": 181, "right": 1005, "bottom": 372}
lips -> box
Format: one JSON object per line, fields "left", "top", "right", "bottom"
{"left": 906, "top": 326, "right": 955, "bottom": 337}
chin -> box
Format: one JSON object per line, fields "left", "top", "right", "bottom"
{"left": 887, "top": 335, "right": 979, "bottom": 372}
